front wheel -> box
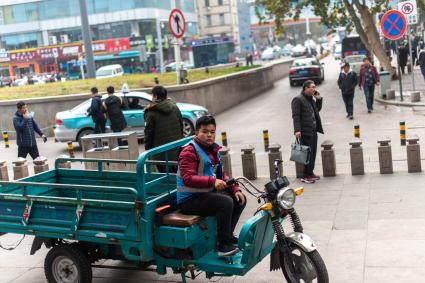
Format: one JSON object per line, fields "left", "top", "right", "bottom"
{"left": 280, "top": 243, "right": 328, "bottom": 283}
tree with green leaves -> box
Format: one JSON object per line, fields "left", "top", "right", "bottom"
{"left": 256, "top": 0, "right": 425, "bottom": 73}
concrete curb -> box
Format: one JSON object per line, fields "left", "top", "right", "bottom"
{"left": 375, "top": 96, "right": 425, "bottom": 107}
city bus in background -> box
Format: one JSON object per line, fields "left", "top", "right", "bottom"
{"left": 341, "top": 36, "right": 371, "bottom": 59}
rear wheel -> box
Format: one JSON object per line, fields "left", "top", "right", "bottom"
{"left": 280, "top": 243, "right": 328, "bottom": 283}
{"left": 182, "top": 119, "right": 195, "bottom": 137}
{"left": 44, "top": 245, "right": 92, "bottom": 283}
{"left": 290, "top": 80, "right": 296, "bottom": 87}
{"left": 77, "top": 128, "right": 94, "bottom": 148}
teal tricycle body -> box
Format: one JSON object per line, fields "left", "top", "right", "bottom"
{"left": 0, "top": 137, "right": 328, "bottom": 283}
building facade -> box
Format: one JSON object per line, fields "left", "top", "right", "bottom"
{"left": 0, "top": 0, "right": 198, "bottom": 77}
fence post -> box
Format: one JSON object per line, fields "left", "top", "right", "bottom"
{"left": 241, "top": 145, "right": 257, "bottom": 180}
{"left": 221, "top": 132, "right": 228, "bottom": 147}
{"left": 406, "top": 135, "right": 421, "bottom": 173}
{"left": 13, "top": 158, "right": 29, "bottom": 180}
{"left": 321, "top": 140, "right": 336, "bottom": 177}
{"left": 33, "top": 157, "right": 49, "bottom": 174}
{"left": 2, "top": 131, "right": 9, "bottom": 148}
{"left": 349, "top": 139, "right": 364, "bottom": 175}
{"left": 0, "top": 160, "right": 9, "bottom": 181}
{"left": 268, "top": 143, "right": 282, "bottom": 179}
{"left": 67, "top": 141, "right": 75, "bottom": 158}
{"left": 219, "top": 147, "right": 232, "bottom": 178}
{"left": 377, "top": 137, "right": 393, "bottom": 174}
{"left": 400, "top": 121, "right": 406, "bottom": 146}
{"left": 354, "top": 124, "right": 360, "bottom": 138}
{"left": 263, "top": 130, "right": 270, "bottom": 152}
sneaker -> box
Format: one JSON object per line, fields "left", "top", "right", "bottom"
{"left": 349, "top": 115, "right": 353, "bottom": 120}
{"left": 230, "top": 235, "right": 239, "bottom": 245}
{"left": 368, "top": 109, "right": 372, "bottom": 113}
{"left": 217, "top": 244, "right": 239, "bottom": 257}
{"left": 307, "top": 174, "right": 320, "bottom": 181}
{"left": 300, "top": 177, "right": 315, "bottom": 184}
{"left": 346, "top": 114, "right": 350, "bottom": 118}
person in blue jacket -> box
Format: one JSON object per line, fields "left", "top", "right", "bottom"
{"left": 13, "top": 101, "right": 47, "bottom": 159}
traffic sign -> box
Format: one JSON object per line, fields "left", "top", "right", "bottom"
{"left": 168, "top": 8, "right": 186, "bottom": 39}
{"left": 398, "top": 0, "right": 417, "bottom": 25}
{"left": 380, "top": 10, "right": 407, "bottom": 40}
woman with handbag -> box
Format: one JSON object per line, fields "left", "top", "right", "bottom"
{"left": 291, "top": 80, "right": 324, "bottom": 184}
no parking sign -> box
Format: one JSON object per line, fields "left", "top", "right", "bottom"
{"left": 380, "top": 10, "right": 407, "bottom": 40}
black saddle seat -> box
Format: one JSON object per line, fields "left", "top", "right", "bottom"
{"left": 162, "top": 210, "right": 203, "bottom": 227}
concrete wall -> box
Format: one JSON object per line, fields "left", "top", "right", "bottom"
{"left": 0, "top": 59, "right": 292, "bottom": 138}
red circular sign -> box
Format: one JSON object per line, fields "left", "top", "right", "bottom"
{"left": 401, "top": 2, "right": 414, "bottom": 15}
{"left": 380, "top": 10, "right": 407, "bottom": 40}
{"left": 168, "top": 8, "right": 186, "bottom": 39}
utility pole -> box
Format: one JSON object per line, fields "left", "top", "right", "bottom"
{"left": 78, "top": 0, "right": 96, "bottom": 79}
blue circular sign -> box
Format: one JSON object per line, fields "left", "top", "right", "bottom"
{"left": 380, "top": 10, "right": 407, "bottom": 40}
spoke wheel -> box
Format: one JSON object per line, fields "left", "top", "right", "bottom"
{"left": 280, "top": 243, "right": 328, "bottom": 283}
{"left": 182, "top": 119, "right": 194, "bottom": 137}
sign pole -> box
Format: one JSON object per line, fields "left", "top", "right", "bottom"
{"left": 408, "top": 33, "right": 416, "bottom": 91}
{"left": 174, "top": 38, "right": 181, "bottom": 85}
{"left": 396, "top": 40, "right": 404, "bottom": 101}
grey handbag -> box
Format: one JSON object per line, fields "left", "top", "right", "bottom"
{"left": 290, "top": 138, "right": 311, "bottom": 165}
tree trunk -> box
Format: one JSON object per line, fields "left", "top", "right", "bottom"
{"left": 342, "top": 0, "right": 371, "bottom": 51}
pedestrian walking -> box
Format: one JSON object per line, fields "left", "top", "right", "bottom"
{"left": 102, "top": 86, "right": 127, "bottom": 133}
{"left": 291, "top": 80, "right": 324, "bottom": 184}
{"left": 337, "top": 62, "right": 358, "bottom": 120}
{"left": 144, "top": 86, "right": 183, "bottom": 172}
{"left": 398, "top": 43, "right": 409, "bottom": 75}
{"left": 87, "top": 87, "right": 106, "bottom": 134}
{"left": 13, "top": 101, "right": 47, "bottom": 160}
{"left": 418, "top": 45, "right": 425, "bottom": 81}
{"left": 358, "top": 57, "right": 380, "bottom": 113}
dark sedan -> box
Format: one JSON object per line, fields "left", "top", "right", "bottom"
{"left": 289, "top": 57, "right": 325, "bottom": 86}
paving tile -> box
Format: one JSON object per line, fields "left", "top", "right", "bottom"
{"left": 368, "top": 219, "right": 425, "bottom": 241}
{"left": 366, "top": 240, "right": 425, "bottom": 267}
{"left": 334, "top": 209, "right": 369, "bottom": 230}
{"left": 364, "top": 267, "right": 425, "bottom": 283}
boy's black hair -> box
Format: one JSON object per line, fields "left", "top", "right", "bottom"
{"left": 195, "top": 115, "right": 216, "bottom": 131}
{"left": 152, "top": 85, "right": 167, "bottom": 100}
{"left": 91, "top": 87, "right": 98, "bottom": 94}
{"left": 17, "top": 101, "right": 26, "bottom": 109}
{"left": 106, "top": 86, "right": 114, "bottom": 94}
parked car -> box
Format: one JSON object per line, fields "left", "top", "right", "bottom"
{"left": 343, "top": 54, "right": 366, "bottom": 74}
{"left": 261, "top": 48, "right": 280, "bottom": 60}
{"left": 280, "top": 47, "right": 292, "bottom": 56}
{"left": 96, "top": 64, "right": 124, "bottom": 79}
{"left": 289, "top": 57, "right": 325, "bottom": 86}
{"left": 54, "top": 91, "right": 209, "bottom": 145}
{"left": 165, "top": 62, "right": 194, "bottom": 72}
{"left": 334, "top": 44, "right": 342, "bottom": 60}
{"left": 291, "top": 44, "right": 307, "bottom": 57}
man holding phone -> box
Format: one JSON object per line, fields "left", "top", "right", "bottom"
{"left": 291, "top": 80, "right": 324, "bottom": 184}
{"left": 13, "top": 101, "right": 47, "bottom": 159}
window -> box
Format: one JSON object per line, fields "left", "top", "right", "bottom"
{"left": 39, "top": 0, "right": 80, "bottom": 20}
{"left": 205, "top": 0, "right": 210, "bottom": 7}
{"left": 218, "top": 0, "right": 223, "bottom": 5}
{"left": 219, "top": 13, "right": 225, "bottom": 25}
{"left": 206, "top": 15, "right": 212, "bottom": 27}
{"left": 1, "top": 32, "right": 42, "bottom": 50}
{"left": 2, "top": 3, "right": 39, "bottom": 24}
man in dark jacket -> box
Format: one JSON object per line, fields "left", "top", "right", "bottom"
{"left": 418, "top": 45, "right": 425, "bottom": 80}
{"left": 144, "top": 86, "right": 183, "bottom": 172}
{"left": 87, "top": 87, "right": 106, "bottom": 134}
{"left": 291, "top": 80, "right": 324, "bottom": 184}
{"left": 338, "top": 62, "right": 358, "bottom": 119}
{"left": 398, "top": 43, "right": 409, "bottom": 74}
{"left": 13, "top": 101, "right": 47, "bottom": 159}
{"left": 358, "top": 57, "right": 380, "bottom": 113}
{"left": 102, "top": 86, "right": 127, "bottom": 133}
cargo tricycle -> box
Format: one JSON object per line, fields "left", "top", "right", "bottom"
{"left": 0, "top": 137, "right": 328, "bottom": 282}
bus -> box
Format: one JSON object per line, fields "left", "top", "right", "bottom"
{"left": 341, "top": 36, "right": 371, "bottom": 59}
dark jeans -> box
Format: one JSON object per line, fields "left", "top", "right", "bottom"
{"left": 18, "top": 145, "right": 39, "bottom": 160}
{"left": 94, "top": 120, "right": 106, "bottom": 134}
{"left": 301, "top": 133, "right": 318, "bottom": 177}
{"left": 342, "top": 92, "right": 354, "bottom": 116}
{"left": 363, "top": 84, "right": 375, "bottom": 110}
{"left": 421, "top": 69, "right": 425, "bottom": 81}
{"left": 181, "top": 190, "right": 246, "bottom": 245}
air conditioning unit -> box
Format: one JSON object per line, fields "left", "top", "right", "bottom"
{"left": 60, "top": 34, "right": 70, "bottom": 43}
{"left": 48, "top": 36, "right": 57, "bottom": 45}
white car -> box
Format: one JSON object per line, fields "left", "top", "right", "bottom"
{"left": 343, "top": 55, "right": 366, "bottom": 74}
{"left": 261, "top": 48, "right": 279, "bottom": 60}
{"left": 334, "top": 44, "right": 342, "bottom": 60}
{"left": 96, "top": 64, "right": 124, "bottom": 79}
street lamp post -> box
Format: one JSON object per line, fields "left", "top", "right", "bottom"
{"left": 78, "top": 0, "right": 96, "bottom": 79}
{"left": 156, "top": 17, "right": 165, "bottom": 74}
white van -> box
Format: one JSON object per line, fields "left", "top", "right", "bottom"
{"left": 96, "top": 64, "right": 124, "bottom": 79}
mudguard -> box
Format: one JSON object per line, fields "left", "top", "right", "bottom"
{"left": 286, "top": 232, "right": 317, "bottom": 253}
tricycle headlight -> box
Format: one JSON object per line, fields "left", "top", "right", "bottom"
{"left": 276, "top": 187, "right": 296, "bottom": 209}
{"left": 193, "top": 110, "right": 208, "bottom": 118}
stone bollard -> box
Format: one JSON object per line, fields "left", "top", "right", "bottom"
{"left": 386, "top": 89, "right": 396, "bottom": 99}
{"left": 377, "top": 138, "right": 393, "bottom": 174}
{"left": 411, "top": 91, "right": 421, "bottom": 102}
{"left": 241, "top": 145, "right": 257, "bottom": 180}
{"left": 349, "top": 139, "right": 364, "bottom": 175}
{"left": 321, "top": 140, "right": 336, "bottom": 177}
{"left": 406, "top": 135, "right": 421, "bottom": 173}
{"left": 57, "top": 155, "right": 72, "bottom": 169}
{"left": 13, "top": 158, "right": 29, "bottom": 180}
{"left": 268, "top": 143, "right": 283, "bottom": 179}
{"left": 33, "top": 156, "right": 49, "bottom": 174}
{"left": 219, "top": 147, "right": 232, "bottom": 178}
{"left": 0, "top": 160, "right": 9, "bottom": 181}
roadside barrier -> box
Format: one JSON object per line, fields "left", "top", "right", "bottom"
{"left": 263, "top": 130, "right": 270, "bottom": 152}
{"left": 67, "top": 142, "right": 75, "bottom": 158}
{"left": 12, "top": 158, "right": 29, "bottom": 180}
{"left": 321, "top": 140, "right": 336, "bottom": 177}
{"left": 33, "top": 157, "right": 49, "bottom": 175}
{"left": 0, "top": 160, "right": 9, "bottom": 181}
{"left": 2, "top": 132, "right": 9, "bottom": 148}
{"left": 377, "top": 138, "right": 393, "bottom": 174}
{"left": 349, "top": 139, "right": 364, "bottom": 175}
{"left": 219, "top": 147, "right": 232, "bottom": 178}
{"left": 221, "top": 132, "right": 228, "bottom": 147}
{"left": 241, "top": 145, "right": 257, "bottom": 180}
{"left": 268, "top": 144, "right": 282, "bottom": 179}
{"left": 400, "top": 121, "right": 406, "bottom": 146}
{"left": 354, "top": 125, "right": 360, "bottom": 138}
{"left": 406, "top": 136, "right": 421, "bottom": 173}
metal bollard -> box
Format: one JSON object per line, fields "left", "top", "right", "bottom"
{"left": 406, "top": 135, "right": 421, "bottom": 173}
{"left": 241, "top": 145, "right": 257, "bottom": 180}
{"left": 33, "top": 157, "right": 49, "bottom": 175}
{"left": 0, "top": 160, "right": 9, "bottom": 181}
{"left": 67, "top": 141, "right": 75, "bottom": 158}
{"left": 268, "top": 143, "right": 282, "bottom": 179}
{"left": 219, "top": 147, "right": 232, "bottom": 178}
{"left": 321, "top": 140, "right": 336, "bottom": 177}
{"left": 377, "top": 137, "right": 393, "bottom": 174}
{"left": 349, "top": 139, "right": 364, "bottom": 175}
{"left": 411, "top": 91, "right": 421, "bottom": 102}
{"left": 57, "top": 155, "right": 72, "bottom": 169}
{"left": 221, "top": 132, "right": 228, "bottom": 147}
{"left": 263, "top": 130, "right": 270, "bottom": 152}
{"left": 3, "top": 131, "right": 9, "bottom": 148}
{"left": 354, "top": 125, "right": 360, "bottom": 138}
{"left": 400, "top": 121, "right": 406, "bottom": 146}
{"left": 12, "top": 158, "right": 29, "bottom": 180}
